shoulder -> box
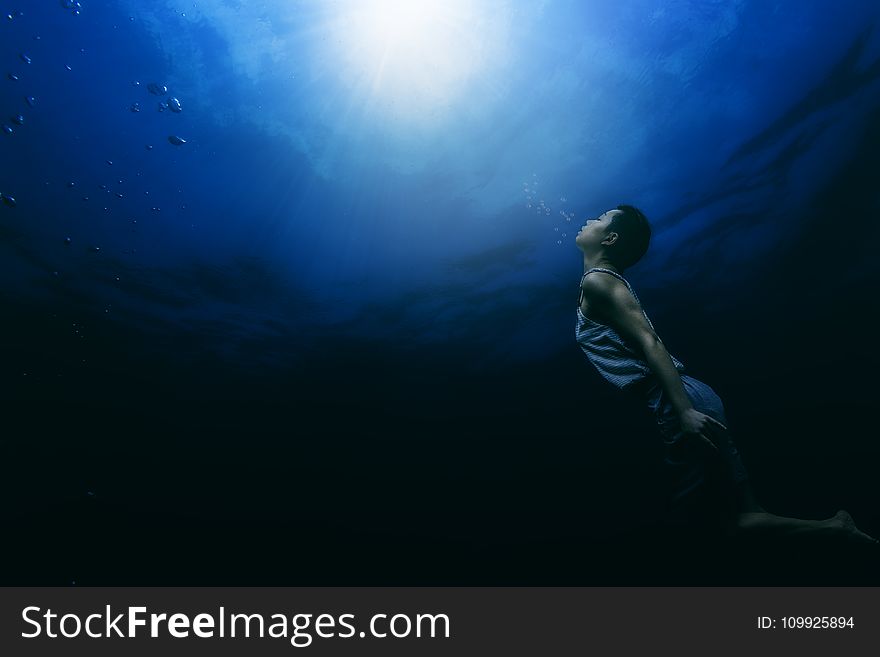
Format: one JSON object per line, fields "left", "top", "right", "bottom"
{"left": 580, "top": 270, "right": 628, "bottom": 300}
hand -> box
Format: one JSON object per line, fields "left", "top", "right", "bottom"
{"left": 678, "top": 408, "right": 728, "bottom": 451}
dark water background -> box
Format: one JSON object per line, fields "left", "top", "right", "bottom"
{"left": 2, "top": 1, "right": 879, "bottom": 583}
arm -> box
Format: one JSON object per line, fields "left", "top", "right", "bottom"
{"left": 581, "top": 275, "right": 726, "bottom": 448}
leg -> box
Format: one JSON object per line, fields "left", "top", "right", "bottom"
{"left": 653, "top": 378, "right": 877, "bottom": 547}
{"left": 732, "top": 509, "right": 878, "bottom": 546}
{"left": 692, "top": 460, "right": 877, "bottom": 547}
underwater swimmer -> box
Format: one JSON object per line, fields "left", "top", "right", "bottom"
{"left": 574, "top": 205, "right": 878, "bottom": 546}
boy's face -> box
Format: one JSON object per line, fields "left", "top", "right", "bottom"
{"left": 575, "top": 209, "right": 620, "bottom": 249}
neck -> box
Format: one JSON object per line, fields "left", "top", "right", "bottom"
{"left": 582, "top": 253, "right": 620, "bottom": 274}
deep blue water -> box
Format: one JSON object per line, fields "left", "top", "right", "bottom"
{"left": 2, "top": 1, "right": 879, "bottom": 584}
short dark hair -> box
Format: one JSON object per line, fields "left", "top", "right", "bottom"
{"left": 606, "top": 204, "right": 651, "bottom": 270}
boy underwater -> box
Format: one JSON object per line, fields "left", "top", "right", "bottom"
{"left": 574, "top": 205, "right": 878, "bottom": 545}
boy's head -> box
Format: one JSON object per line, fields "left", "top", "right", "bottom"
{"left": 575, "top": 204, "right": 651, "bottom": 270}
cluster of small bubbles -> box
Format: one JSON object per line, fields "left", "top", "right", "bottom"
{"left": 5, "top": 9, "right": 193, "bottom": 288}
{"left": 522, "top": 176, "right": 539, "bottom": 208}
{"left": 535, "top": 198, "right": 551, "bottom": 217}
{"left": 60, "top": 1, "right": 83, "bottom": 16}
{"left": 147, "top": 82, "right": 167, "bottom": 96}
{"left": 139, "top": 83, "right": 187, "bottom": 144}
{"left": 520, "top": 177, "right": 577, "bottom": 245}
{"left": 3, "top": 45, "right": 37, "bottom": 143}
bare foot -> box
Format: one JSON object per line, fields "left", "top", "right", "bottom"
{"left": 830, "top": 510, "right": 879, "bottom": 547}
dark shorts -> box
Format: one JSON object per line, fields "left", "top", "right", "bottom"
{"left": 641, "top": 375, "right": 749, "bottom": 526}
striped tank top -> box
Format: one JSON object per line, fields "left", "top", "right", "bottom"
{"left": 575, "top": 267, "right": 685, "bottom": 389}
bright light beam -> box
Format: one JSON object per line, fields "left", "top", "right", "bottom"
{"left": 325, "top": 0, "right": 497, "bottom": 123}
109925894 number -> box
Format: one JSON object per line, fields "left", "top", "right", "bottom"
{"left": 782, "top": 617, "right": 854, "bottom": 629}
